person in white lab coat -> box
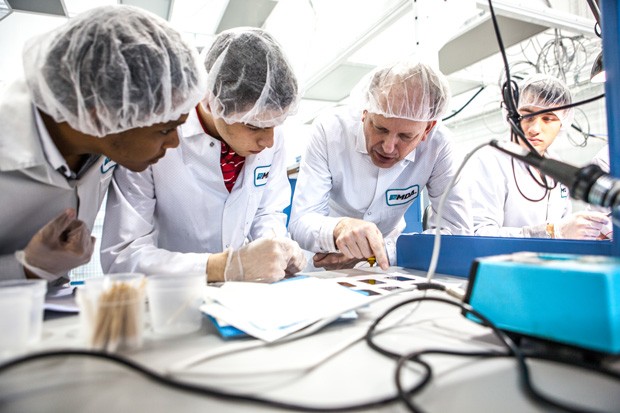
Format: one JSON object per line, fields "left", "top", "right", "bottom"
{"left": 0, "top": 6, "right": 206, "bottom": 283}
{"left": 288, "top": 61, "right": 472, "bottom": 271}
{"left": 101, "top": 28, "right": 306, "bottom": 283}
{"left": 591, "top": 145, "right": 610, "bottom": 172}
{"left": 468, "top": 74, "right": 609, "bottom": 239}
{"left": 587, "top": 145, "right": 613, "bottom": 239}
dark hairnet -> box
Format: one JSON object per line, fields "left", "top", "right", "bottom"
{"left": 23, "top": 5, "right": 207, "bottom": 137}
{"left": 203, "top": 27, "right": 299, "bottom": 128}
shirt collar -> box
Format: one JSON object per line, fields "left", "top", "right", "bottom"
{"left": 404, "top": 147, "right": 418, "bottom": 163}
{"left": 354, "top": 122, "right": 368, "bottom": 154}
{"left": 34, "top": 105, "right": 75, "bottom": 179}
{"left": 179, "top": 106, "right": 210, "bottom": 138}
{"left": 34, "top": 106, "right": 100, "bottom": 179}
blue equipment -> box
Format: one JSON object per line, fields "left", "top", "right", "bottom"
{"left": 464, "top": 252, "right": 620, "bottom": 354}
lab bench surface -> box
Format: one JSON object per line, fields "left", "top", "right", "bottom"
{"left": 0, "top": 267, "right": 619, "bottom": 413}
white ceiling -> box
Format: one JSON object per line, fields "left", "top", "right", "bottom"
{"left": 0, "top": 0, "right": 601, "bottom": 126}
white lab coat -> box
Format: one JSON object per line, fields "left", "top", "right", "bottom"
{"left": 588, "top": 146, "right": 611, "bottom": 216}
{"left": 0, "top": 78, "right": 114, "bottom": 280}
{"left": 591, "top": 146, "right": 610, "bottom": 172}
{"left": 100, "top": 108, "right": 291, "bottom": 277}
{"left": 467, "top": 145, "right": 570, "bottom": 237}
{"left": 288, "top": 106, "right": 472, "bottom": 265}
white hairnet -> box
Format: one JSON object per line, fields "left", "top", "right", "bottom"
{"left": 203, "top": 27, "right": 299, "bottom": 128}
{"left": 518, "top": 74, "right": 574, "bottom": 131}
{"left": 23, "top": 5, "right": 207, "bottom": 137}
{"left": 351, "top": 60, "right": 451, "bottom": 121}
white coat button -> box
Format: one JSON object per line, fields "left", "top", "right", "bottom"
{"left": 225, "top": 244, "right": 230, "bottom": 248}
{"left": 367, "top": 212, "right": 372, "bottom": 216}
{"left": 210, "top": 142, "right": 215, "bottom": 147}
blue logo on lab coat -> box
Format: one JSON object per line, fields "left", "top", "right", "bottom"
{"left": 100, "top": 157, "right": 117, "bottom": 174}
{"left": 386, "top": 185, "right": 419, "bottom": 206}
{"left": 560, "top": 184, "right": 568, "bottom": 198}
{"left": 254, "top": 165, "right": 271, "bottom": 187}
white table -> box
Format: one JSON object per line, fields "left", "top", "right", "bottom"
{"left": 1, "top": 268, "right": 619, "bottom": 412}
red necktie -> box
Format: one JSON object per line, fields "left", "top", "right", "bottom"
{"left": 220, "top": 141, "right": 245, "bottom": 192}
{"left": 196, "top": 106, "right": 245, "bottom": 192}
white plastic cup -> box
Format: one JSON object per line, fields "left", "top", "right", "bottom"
{"left": 0, "top": 279, "right": 47, "bottom": 352}
{"left": 78, "top": 273, "right": 146, "bottom": 351}
{"left": 146, "top": 274, "right": 205, "bottom": 336}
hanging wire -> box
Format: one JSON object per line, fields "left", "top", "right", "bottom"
{"left": 568, "top": 107, "right": 590, "bottom": 148}
{"left": 536, "top": 32, "right": 590, "bottom": 84}
{"left": 442, "top": 85, "right": 487, "bottom": 122}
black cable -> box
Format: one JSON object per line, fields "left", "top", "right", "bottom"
{"left": 519, "top": 93, "right": 606, "bottom": 121}
{"left": 488, "top": 0, "right": 526, "bottom": 151}
{"left": 507, "top": 123, "right": 556, "bottom": 194}
{"left": 488, "top": 0, "right": 605, "bottom": 156}
{"left": 571, "top": 123, "right": 607, "bottom": 140}
{"left": 507, "top": 114, "right": 539, "bottom": 155}
{"left": 504, "top": 93, "right": 607, "bottom": 197}
{"left": 507, "top": 114, "right": 554, "bottom": 202}
{"left": 1, "top": 298, "right": 618, "bottom": 413}
{"left": 365, "top": 282, "right": 447, "bottom": 360}
{"left": 365, "top": 295, "right": 620, "bottom": 413}
{"left": 569, "top": 108, "right": 590, "bottom": 147}
{"left": 511, "top": 157, "right": 555, "bottom": 203}
{"left": 397, "top": 349, "right": 616, "bottom": 413}
{"left": 586, "top": 0, "right": 601, "bottom": 27}
{"left": 0, "top": 349, "right": 399, "bottom": 412}
{"left": 487, "top": 0, "right": 513, "bottom": 94}
{"left": 365, "top": 295, "right": 526, "bottom": 412}
{"left": 539, "top": 34, "right": 589, "bottom": 79}
{"left": 396, "top": 350, "right": 505, "bottom": 413}
{"left": 486, "top": 0, "right": 606, "bottom": 202}
{"left": 442, "top": 85, "right": 487, "bottom": 122}
{"left": 362, "top": 286, "right": 507, "bottom": 413}
{"left": 507, "top": 92, "right": 606, "bottom": 195}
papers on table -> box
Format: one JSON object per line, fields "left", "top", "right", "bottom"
{"left": 44, "top": 285, "right": 79, "bottom": 313}
{"left": 201, "top": 276, "right": 371, "bottom": 342}
{"left": 327, "top": 271, "right": 463, "bottom": 296}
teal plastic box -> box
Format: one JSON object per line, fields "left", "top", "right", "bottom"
{"left": 464, "top": 252, "right": 620, "bottom": 354}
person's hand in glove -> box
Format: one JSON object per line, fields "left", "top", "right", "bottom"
{"left": 224, "top": 237, "right": 307, "bottom": 283}
{"left": 333, "top": 218, "right": 389, "bottom": 270}
{"left": 15, "top": 208, "right": 95, "bottom": 280}
{"left": 554, "top": 211, "right": 610, "bottom": 239}
{"left": 313, "top": 252, "right": 364, "bottom": 270}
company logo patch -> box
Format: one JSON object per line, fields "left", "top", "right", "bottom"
{"left": 254, "top": 165, "right": 271, "bottom": 186}
{"left": 386, "top": 185, "right": 419, "bottom": 206}
{"left": 560, "top": 184, "right": 568, "bottom": 198}
{"left": 100, "top": 157, "right": 117, "bottom": 174}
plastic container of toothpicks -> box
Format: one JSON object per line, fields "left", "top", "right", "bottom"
{"left": 77, "top": 273, "right": 146, "bottom": 352}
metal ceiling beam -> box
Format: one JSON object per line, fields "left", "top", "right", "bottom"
{"left": 5, "top": 0, "right": 66, "bottom": 17}
{"left": 120, "top": 0, "right": 174, "bottom": 21}
{"left": 216, "top": 0, "right": 277, "bottom": 34}
{"left": 477, "top": 0, "right": 598, "bottom": 38}
{"left": 303, "top": 0, "right": 411, "bottom": 93}
{"left": 0, "top": 0, "right": 12, "bottom": 22}
{"left": 303, "top": 62, "right": 375, "bottom": 102}
{"left": 439, "top": 14, "right": 547, "bottom": 76}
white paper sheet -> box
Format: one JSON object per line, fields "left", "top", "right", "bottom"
{"left": 201, "top": 277, "right": 371, "bottom": 342}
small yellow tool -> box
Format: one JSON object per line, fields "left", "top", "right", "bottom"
{"left": 367, "top": 256, "right": 376, "bottom": 267}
